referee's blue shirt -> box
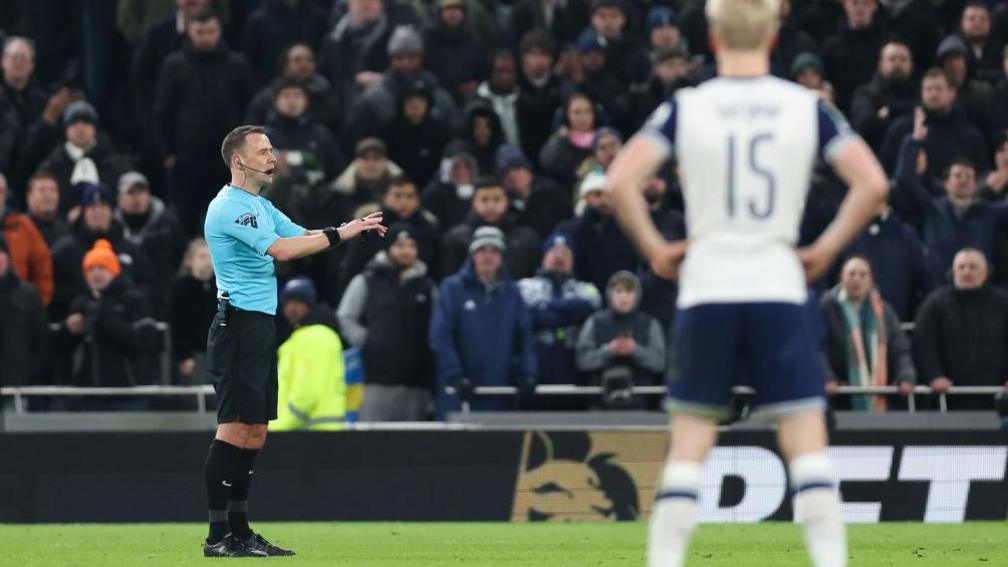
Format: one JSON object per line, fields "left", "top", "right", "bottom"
{"left": 204, "top": 185, "right": 306, "bottom": 315}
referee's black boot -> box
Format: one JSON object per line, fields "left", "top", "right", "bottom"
{"left": 234, "top": 532, "right": 296, "bottom": 557}
{"left": 203, "top": 535, "right": 268, "bottom": 558}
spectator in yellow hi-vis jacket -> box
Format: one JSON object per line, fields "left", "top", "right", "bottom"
{"left": 271, "top": 277, "right": 346, "bottom": 431}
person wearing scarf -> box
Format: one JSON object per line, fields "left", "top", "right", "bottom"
{"left": 821, "top": 256, "right": 915, "bottom": 411}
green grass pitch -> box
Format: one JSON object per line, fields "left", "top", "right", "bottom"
{"left": 1, "top": 522, "right": 1005, "bottom": 566}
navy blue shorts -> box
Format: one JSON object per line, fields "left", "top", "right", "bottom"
{"left": 669, "top": 301, "right": 825, "bottom": 420}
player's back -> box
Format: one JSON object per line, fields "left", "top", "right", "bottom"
{"left": 665, "top": 76, "right": 836, "bottom": 307}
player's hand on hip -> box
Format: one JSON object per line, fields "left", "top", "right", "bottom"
{"left": 796, "top": 244, "right": 834, "bottom": 283}
{"left": 648, "top": 240, "right": 688, "bottom": 281}
{"left": 339, "top": 211, "right": 387, "bottom": 241}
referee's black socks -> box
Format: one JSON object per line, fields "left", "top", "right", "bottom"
{"left": 228, "top": 449, "right": 259, "bottom": 539}
{"left": 204, "top": 439, "right": 241, "bottom": 543}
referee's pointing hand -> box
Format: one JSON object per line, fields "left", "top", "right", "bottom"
{"left": 339, "top": 211, "right": 387, "bottom": 241}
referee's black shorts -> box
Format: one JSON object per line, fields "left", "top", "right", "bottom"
{"left": 206, "top": 301, "right": 278, "bottom": 424}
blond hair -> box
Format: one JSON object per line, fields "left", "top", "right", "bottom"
{"left": 178, "top": 237, "right": 210, "bottom": 277}
{"left": 705, "top": 0, "right": 780, "bottom": 51}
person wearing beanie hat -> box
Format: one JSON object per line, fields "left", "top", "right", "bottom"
{"left": 468, "top": 225, "right": 507, "bottom": 254}
{"left": 81, "top": 238, "right": 121, "bottom": 278}
{"left": 62, "top": 100, "right": 99, "bottom": 128}
{"left": 790, "top": 51, "right": 825, "bottom": 90}
{"left": 338, "top": 220, "right": 438, "bottom": 421}
{"left": 279, "top": 276, "right": 317, "bottom": 307}
{"left": 387, "top": 25, "right": 423, "bottom": 57}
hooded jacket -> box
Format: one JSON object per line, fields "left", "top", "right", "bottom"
{"left": 114, "top": 196, "right": 188, "bottom": 297}
{"left": 448, "top": 100, "right": 506, "bottom": 176}
{"left": 421, "top": 151, "right": 480, "bottom": 230}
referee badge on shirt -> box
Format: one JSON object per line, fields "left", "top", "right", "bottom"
{"left": 234, "top": 212, "right": 258, "bottom": 229}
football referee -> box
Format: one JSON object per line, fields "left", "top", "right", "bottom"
{"left": 202, "top": 125, "right": 385, "bottom": 558}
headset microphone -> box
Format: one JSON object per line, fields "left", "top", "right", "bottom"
{"left": 240, "top": 160, "right": 273, "bottom": 175}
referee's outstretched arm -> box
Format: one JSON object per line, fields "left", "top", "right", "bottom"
{"left": 266, "top": 211, "right": 387, "bottom": 261}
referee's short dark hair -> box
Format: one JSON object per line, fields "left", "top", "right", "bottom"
{"left": 221, "top": 125, "right": 265, "bottom": 167}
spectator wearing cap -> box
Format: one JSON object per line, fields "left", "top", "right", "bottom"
{"left": 423, "top": 0, "right": 488, "bottom": 102}
{"left": 64, "top": 238, "right": 163, "bottom": 400}
{"left": 272, "top": 276, "right": 348, "bottom": 431}
{"left": 0, "top": 233, "right": 48, "bottom": 394}
{"left": 380, "top": 78, "right": 452, "bottom": 188}
{"left": 518, "top": 232, "right": 601, "bottom": 395}
{"left": 881, "top": 68, "right": 989, "bottom": 181}
{"left": 539, "top": 92, "right": 599, "bottom": 191}
{"left": 429, "top": 225, "right": 537, "bottom": 417}
{"left": 38, "top": 100, "right": 130, "bottom": 215}
{"left": 1, "top": 37, "right": 47, "bottom": 175}
{"left": 515, "top": 31, "right": 569, "bottom": 165}
{"left": 476, "top": 51, "right": 521, "bottom": 148}
{"left": 264, "top": 78, "right": 346, "bottom": 215}
{"left": 646, "top": 7, "right": 684, "bottom": 53}
{"left": 50, "top": 183, "right": 156, "bottom": 319}
{"left": 566, "top": 171, "right": 639, "bottom": 294}
{"left": 330, "top": 137, "right": 405, "bottom": 215}
{"left": 169, "top": 238, "right": 217, "bottom": 385}
{"left": 850, "top": 41, "right": 918, "bottom": 153}
{"left": 951, "top": 1, "right": 1004, "bottom": 85}
{"left": 24, "top": 171, "right": 69, "bottom": 245}
{"left": 559, "top": 30, "right": 631, "bottom": 133}
{"left": 574, "top": 127, "right": 622, "bottom": 188}
{"left": 934, "top": 35, "right": 995, "bottom": 137}
{"left": 587, "top": 0, "right": 650, "bottom": 85}
{"left": 338, "top": 223, "right": 437, "bottom": 420}
{"left": 241, "top": 0, "right": 327, "bottom": 88}
{"left": 154, "top": 8, "right": 254, "bottom": 235}
{"left": 0, "top": 171, "right": 52, "bottom": 304}
{"left": 438, "top": 176, "right": 541, "bottom": 280}
{"left": 510, "top": 0, "right": 590, "bottom": 47}
{"left": 344, "top": 25, "right": 457, "bottom": 148}
{"left": 247, "top": 43, "right": 339, "bottom": 131}
{"left": 447, "top": 99, "right": 506, "bottom": 177}
{"left": 821, "top": 0, "right": 888, "bottom": 112}
{"left": 114, "top": 171, "right": 187, "bottom": 313}
{"left": 497, "top": 144, "right": 571, "bottom": 239}
{"left": 768, "top": 0, "right": 818, "bottom": 81}
{"left": 421, "top": 149, "right": 480, "bottom": 230}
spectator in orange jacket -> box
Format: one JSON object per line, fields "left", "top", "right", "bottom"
{"left": 0, "top": 171, "right": 53, "bottom": 304}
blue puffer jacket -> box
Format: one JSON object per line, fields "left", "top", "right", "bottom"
{"left": 429, "top": 257, "right": 536, "bottom": 418}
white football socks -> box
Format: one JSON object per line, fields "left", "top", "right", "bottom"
{"left": 790, "top": 452, "right": 847, "bottom": 567}
{"left": 647, "top": 461, "right": 702, "bottom": 567}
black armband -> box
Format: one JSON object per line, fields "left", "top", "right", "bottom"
{"left": 323, "top": 226, "right": 342, "bottom": 248}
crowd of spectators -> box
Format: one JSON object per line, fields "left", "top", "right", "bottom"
{"left": 2, "top": 0, "right": 1008, "bottom": 417}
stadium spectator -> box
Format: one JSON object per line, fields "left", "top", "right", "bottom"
{"left": 38, "top": 101, "right": 130, "bottom": 216}
{"left": 429, "top": 226, "right": 537, "bottom": 417}
{"left": 11, "top": 86, "right": 87, "bottom": 195}
{"left": 883, "top": 0, "right": 943, "bottom": 76}
{"left": 1, "top": 37, "right": 46, "bottom": 176}
{"left": 154, "top": 8, "right": 253, "bottom": 235}
{"left": 343, "top": 25, "right": 457, "bottom": 148}
{"left": 421, "top": 149, "right": 479, "bottom": 230}
{"left": 169, "top": 237, "right": 216, "bottom": 385}
{"left": 588, "top": 0, "right": 650, "bottom": 86}
{"left": 518, "top": 232, "right": 601, "bottom": 393}
{"left": 576, "top": 270, "right": 665, "bottom": 409}
{"left": 820, "top": 256, "right": 916, "bottom": 411}
{"left": 838, "top": 203, "right": 933, "bottom": 321}
{"left": 422, "top": 0, "right": 487, "bottom": 102}
{"left": 64, "top": 239, "right": 163, "bottom": 403}
{"left": 438, "top": 177, "right": 541, "bottom": 280}
{"left": 114, "top": 171, "right": 187, "bottom": 313}
{"left": 447, "top": 100, "right": 506, "bottom": 179}
{"left": 630, "top": 47, "right": 693, "bottom": 128}
{"left": 893, "top": 108, "right": 1008, "bottom": 282}
{"left": 497, "top": 144, "right": 571, "bottom": 239}
{"left": 509, "top": 0, "right": 589, "bottom": 47}
{"left": 0, "top": 171, "right": 52, "bottom": 305}
{"left": 476, "top": 51, "right": 521, "bottom": 149}
{"left": 821, "top": 0, "right": 887, "bottom": 112}
{"left": 271, "top": 277, "right": 347, "bottom": 431}
{"left": 934, "top": 35, "right": 995, "bottom": 135}
{"left": 380, "top": 78, "right": 452, "bottom": 189}
{"left": 0, "top": 233, "right": 48, "bottom": 392}
{"left": 24, "top": 171, "right": 68, "bottom": 245}
{"left": 115, "top": 0, "right": 176, "bottom": 46}
{"left": 646, "top": 6, "right": 686, "bottom": 54}
{"left": 991, "top": 45, "right": 1008, "bottom": 136}
{"left": 952, "top": 1, "right": 1004, "bottom": 84}
{"left": 263, "top": 79, "right": 346, "bottom": 217}
{"left": 539, "top": 93, "right": 599, "bottom": 190}
{"left": 769, "top": 0, "right": 818, "bottom": 80}
{"left": 0, "top": 100, "right": 16, "bottom": 177}
{"left": 516, "top": 31, "right": 568, "bottom": 166}
{"left": 643, "top": 173, "right": 686, "bottom": 240}
{"left": 246, "top": 43, "right": 339, "bottom": 129}
{"left": 850, "top": 41, "right": 918, "bottom": 152}
{"left": 559, "top": 30, "right": 631, "bottom": 135}
{"left": 338, "top": 176, "right": 441, "bottom": 293}
{"left": 914, "top": 248, "right": 1008, "bottom": 410}
{"left": 331, "top": 137, "right": 404, "bottom": 215}
{"left": 790, "top": 51, "right": 827, "bottom": 92}
{"left": 338, "top": 223, "right": 436, "bottom": 421}
{"left": 566, "top": 172, "right": 639, "bottom": 296}
{"left": 880, "top": 69, "right": 989, "bottom": 180}
{"left": 241, "top": 0, "right": 326, "bottom": 88}
{"left": 575, "top": 127, "right": 622, "bottom": 187}
{"left": 50, "top": 183, "right": 156, "bottom": 320}
{"left": 983, "top": 132, "right": 1008, "bottom": 199}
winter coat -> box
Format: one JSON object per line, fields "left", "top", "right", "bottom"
{"left": 344, "top": 70, "right": 457, "bottom": 148}
{"left": 516, "top": 72, "right": 568, "bottom": 164}
{"left": 422, "top": 18, "right": 487, "bottom": 101}
{"left": 337, "top": 252, "right": 436, "bottom": 389}
{"left": 821, "top": 22, "right": 888, "bottom": 112}
{"left": 131, "top": 13, "right": 185, "bottom": 126}
{"left": 849, "top": 73, "right": 918, "bottom": 152}
{"left": 330, "top": 160, "right": 404, "bottom": 212}
{"left": 66, "top": 277, "right": 163, "bottom": 387}
{"left": 1, "top": 210, "right": 53, "bottom": 305}
{"left": 380, "top": 111, "right": 452, "bottom": 190}
{"left": 518, "top": 270, "right": 601, "bottom": 384}
{"left": 538, "top": 132, "right": 593, "bottom": 190}
{"left": 438, "top": 212, "right": 541, "bottom": 280}
{"left": 241, "top": 0, "right": 327, "bottom": 87}
{"left": 337, "top": 205, "right": 441, "bottom": 293}
{"left": 319, "top": 13, "right": 392, "bottom": 123}
{"left": 913, "top": 285, "right": 1008, "bottom": 409}
{"left": 246, "top": 75, "right": 339, "bottom": 129}
{"left": 601, "top": 35, "right": 651, "bottom": 87}
{"left": 38, "top": 136, "right": 131, "bottom": 216}
{"left": 421, "top": 152, "right": 480, "bottom": 229}
{"left": 273, "top": 319, "right": 346, "bottom": 431}
{"left": 508, "top": 174, "right": 572, "bottom": 239}
{"left": 509, "top": 0, "right": 589, "bottom": 46}
{"left": 448, "top": 100, "right": 506, "bottom": 176}
{"left": 265, "top": 112, "right": 346, "bottom": 191}
{"left": 0, "top": 270, "right": 48, "bottom": 386}
{"left": 568, "top": 207, "right": 641, "bottom": 296}
{"left": 769, "top": 20, "right": 818, "bottom": 79}
{"left": 27, "top": 213, "right": 70, "bottom": 247}
{"left": 476, "top": 82, "right": 520, "bottom": 148}
{"left": 429, "top": 258, "right": 536, "bottom": 416}
{"left": 168, "top": 274, "right": 217, "bottom": 362}
{"left": 880, "top": 107, "right": 989, "bottom": 180}
{"left": 114, "top": 196, "right": 187, "bottom": 305}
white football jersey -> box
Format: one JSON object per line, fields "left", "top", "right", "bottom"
{"left": 641, "top": 76, "right": 857, "bottom": 307}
